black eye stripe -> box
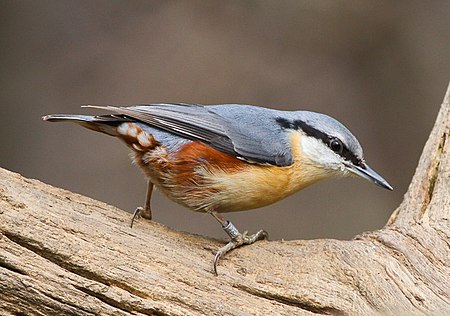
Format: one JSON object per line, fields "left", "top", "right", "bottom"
{"left": 276, "top": 117, "right": 361, "bottom": 166}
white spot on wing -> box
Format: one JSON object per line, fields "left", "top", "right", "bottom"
{"left": 117, "top": 123, "right": 130, "bottom": 135}
{"left": 128, "top": 126, "right": 138, "bottom": 137}
{"left": 137, "top": 131, "right": 151, "bottom": 147}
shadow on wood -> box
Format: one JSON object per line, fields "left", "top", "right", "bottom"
{"left": 1, "top": 84, "right": 449, "bottom": 315}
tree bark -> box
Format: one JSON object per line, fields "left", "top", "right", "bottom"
{"left": 1, "top": 84, "right": 449, "bottom": 316}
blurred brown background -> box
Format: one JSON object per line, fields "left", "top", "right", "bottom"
{"left": 1, "top": 1, "right": 449, "bottom": 241}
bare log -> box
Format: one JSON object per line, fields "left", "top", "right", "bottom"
{"left": 1, "top": 84, "right": 449, "bottom": 316}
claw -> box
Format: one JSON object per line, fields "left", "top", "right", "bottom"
{"left": 130, "top": 206, "right": 152, "bottom": 228}
{"left": 213, "top": 229, "right": 268, "bottom": 276}
{"left": 130, "top": 180, "right": 154, "bottom": 228}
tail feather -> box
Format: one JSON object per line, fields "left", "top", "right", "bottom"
{"left": 42, "top": 114, "right": 130, "bottom": 136}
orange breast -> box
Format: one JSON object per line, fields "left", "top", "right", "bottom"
{"left": 127, "top": 129, "right": 330, "bottom": 213}
{"left": 159, "top": 132, "right": 332, "bottom": 213}
{"left": 159, "top": 141, "right": 292, "bottom": 213}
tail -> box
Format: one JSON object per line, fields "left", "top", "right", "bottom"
{"left": 42, "top": 114, "right": 130, "bottom": 136}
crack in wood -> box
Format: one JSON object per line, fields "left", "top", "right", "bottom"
{"left": 3, "top": 232, "right": 151, "bottom": 301}
{"left": 73, "top": 285, "right": 171, "bottom": 316}
{"left": 420, "top": 130, "right": 448, "bottom": 218}
{"left": 0, "top": 258, "right": 27, "bottom": 276}
{"left": 233, "top": 284, "right": 346, "bottom": 315}
{"left": 34, "top": 286, "right": 98, "bottom": 316}
{"left": 2, "top": 232, "right": 176, "bottom": 316}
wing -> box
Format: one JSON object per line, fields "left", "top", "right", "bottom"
{"left": 84, "top": 103, "right": 294, "bottom": 166}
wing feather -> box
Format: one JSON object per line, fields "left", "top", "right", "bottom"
{"left": 83, "top": 103, "right": 293, "bottom": 166}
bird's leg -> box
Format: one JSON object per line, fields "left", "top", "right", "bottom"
{"left": 130, "top": 180, "right": 154, "bottom": 228}
{"left": 210, "top": 211, "right": 268, "bottom": 275}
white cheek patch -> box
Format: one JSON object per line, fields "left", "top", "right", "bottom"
{"left": 301, "top": 136, "right": 342, "bottom": 170}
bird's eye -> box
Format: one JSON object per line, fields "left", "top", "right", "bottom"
{"left": 329, "top": 138, "right": 343, "bottom": 154}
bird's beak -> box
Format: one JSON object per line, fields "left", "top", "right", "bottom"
{"left": 344, "top": 162, "right": 393, "bottom": 191}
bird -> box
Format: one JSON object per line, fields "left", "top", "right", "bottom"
{"left": 43, "top": 103, "right": 393, "bottom": 274}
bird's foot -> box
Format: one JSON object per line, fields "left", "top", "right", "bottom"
{"left": 130, "top": 206, "right": 152, "bottom": 228}
{"left": 213, "top": 221, "right": 268, "bottom": 275}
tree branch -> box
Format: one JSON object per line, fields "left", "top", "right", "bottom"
{"left": 1, "top": 84, "right": 449, "bottom": 315}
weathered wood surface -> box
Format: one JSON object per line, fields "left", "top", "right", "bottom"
{"left": 1, "top": 84, "right": 449, "bottom": 316}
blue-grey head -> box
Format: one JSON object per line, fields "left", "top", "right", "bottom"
{"left": 276, "top": 111, "right": 393, "bottom": 190}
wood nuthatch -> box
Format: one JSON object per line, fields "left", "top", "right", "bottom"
{"left": 43, "top": 103, "right": 392, "bottom": 274}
